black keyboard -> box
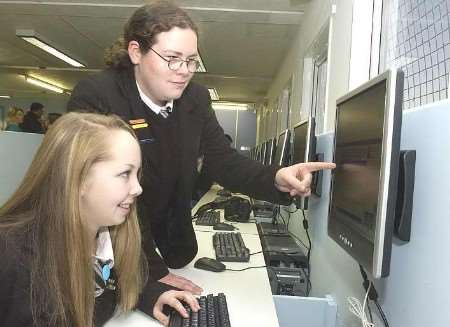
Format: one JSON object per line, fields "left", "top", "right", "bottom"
{"left": 168, "top": 293, "right": 231, "bottom": 327}
{"left": 213, "top": 232, "right": 250, "bottom": 262}
{"left": 196, "top": 210, "right": 220, "bottom": 226}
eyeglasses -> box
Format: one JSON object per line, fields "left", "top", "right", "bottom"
{"left": 150, "top": 48, "right": 200, "bottom": 73}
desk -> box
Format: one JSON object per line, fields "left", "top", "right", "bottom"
{"left": 106, "top": 187, "right": 279, "bottom": 327}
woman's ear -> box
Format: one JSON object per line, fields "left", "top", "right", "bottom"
{"left": 128, "top": 40, "right": 142, "bottom": 65}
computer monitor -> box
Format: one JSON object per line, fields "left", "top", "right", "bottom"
{"left": 265, "top": 138, "right": 277, "bottom": 165}
{"left": 328, "top": 69, "right": 404, "bottom": 278}
{"left": 255, "top": 145, "right": 261, "bottom": 162}
{"left": 292, "top": 118, "right": 316, "bottom": 209}
{"left": 273, "top": 130, "right": 291, "bottom": 167}
{"left": 259, "top": 142, "right": 267, "bottom": 164}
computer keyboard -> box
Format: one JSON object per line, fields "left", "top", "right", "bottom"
{"left": 213, "top": 232, "right": 250, "bottom": 262}
{"left": 168, "top": 293, "right": 231, "bottom": 327}
{"left": 195, "top": 210, "right": 220, "bottom": 226}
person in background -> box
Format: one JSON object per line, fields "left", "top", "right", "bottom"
{"left": 47, "top": 112, "right": 62, "bottom": 127}
{"left": 0, "top": 112, "right": 199, "bottom": 327}
{"left": 20, "top": 102, "right": 45, "bottom": 134}
{"left": 5, "top": 107, "right": 24, "bottom": 132}
{"left": 68, "top": 1, "right": 335, "bottom": 294}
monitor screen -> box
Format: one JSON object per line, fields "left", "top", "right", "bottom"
{"left": 329, "top": 69, "right": 403, "bottom": 278}
{"left": 273, "top": 130, "right": 291, "bottom": 167}
{"left": 292, "top": 118, "right": 316, "bottom": 164}
{"left": 260, "top": 142, "right": 267, "bottom": 164}
{"left": 292, "top": 118, "right": 316, "bottom": 209}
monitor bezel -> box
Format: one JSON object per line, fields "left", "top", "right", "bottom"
{"left": 265, "top": 138, "right": 276, "bottom": 165}
{"left": 329, "top": 69, "right": 403, "bottom": 278}
{"left": 275, "top": 129, "right": 291, "bottom": 167}
{"left": 292, "top": 117, "right": 317, "bottom": 209}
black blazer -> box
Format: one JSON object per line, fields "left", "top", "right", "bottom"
{"left": 67, "top": 68, "right": 288, "bottom": 278}
{"left": 0, "top": 231, "right": 172, "bottom": 326}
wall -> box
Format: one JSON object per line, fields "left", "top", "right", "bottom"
{"left": 261, "top": 0, "right": 450, "bottom": 325}
{"left": 288, "top": 100, "right": 450, "bottom": 326}
{"left": 0, "top": 131, "right": 43, "bottom": 205}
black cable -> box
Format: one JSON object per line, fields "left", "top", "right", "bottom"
{"left": 358, "top": 265, "right": 390, "bottom": 327}
{"left": 374, "top": 301, "right": 390, "bottom": 327}
{"left": 225, "top": 265, "right": 266, "bottom": 272}
{"left": 301, "top": 209, "right": 312, "bottom": 296}
{"left": 287, "top": 230, "right": 310, "bottom": 252}
{"left": 249, "top": 250, "right": 263, "bottom": 256}
{"left": 367, "top": 300, "right": 374, "bottom": 323}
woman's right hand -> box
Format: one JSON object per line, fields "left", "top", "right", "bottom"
{"left": 153, "top": 290, "right": 200, "bottom": 326}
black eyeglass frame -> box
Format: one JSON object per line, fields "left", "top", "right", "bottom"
{"left": 149, "top": 48, "right": 200, "bottom": 73}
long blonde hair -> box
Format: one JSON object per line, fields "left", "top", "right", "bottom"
{"left": 0, "top": 112, "right": 147, "bottom": 327}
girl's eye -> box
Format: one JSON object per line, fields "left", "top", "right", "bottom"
{"left": 119, "top": 171, "right": 130, "bottom": 178}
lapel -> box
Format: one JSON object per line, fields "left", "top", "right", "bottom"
{"left": 175, "top": 85, "right": 203, "bottom": 190}
{"left": 115, "top": 68, "right": 159, "bottom": 170}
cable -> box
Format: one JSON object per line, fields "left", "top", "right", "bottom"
{"left": 374, "top": 301, "right": 390, "bottom": 327}
{"left": 225, "top": 265, "right": 266, "bottom": 272}
{"left": 358, "top": 265, "right": 390, "bottom": 327}
{"left": 301, "top": 209, "right": 312, "bottom": 295}
{"left": 347, "top": 282, "right": 374, "bottom": 327}
{"left": 249, "top": 250, "right": 263, "bottom": 256}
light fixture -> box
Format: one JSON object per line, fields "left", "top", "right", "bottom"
{"left": 16, "top": 29, "right": 85, "bottom": 68}
{"left": 208, "top": 88, "right": 219, "bottom": 100}
{"left": 0, "top": 95, "right": 11, "bottom": 99}
{"left": 212, "top": 102, "right": 249, "bottom": 111}
{"left": 24, "top": 75, "right": 64, "bottom": 94}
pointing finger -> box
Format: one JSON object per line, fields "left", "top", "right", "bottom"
{"left": 298, "top": 162, "right": 336, "bottom": 173}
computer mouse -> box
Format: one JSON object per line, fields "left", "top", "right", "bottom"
{"left": 213, "top": 222, "right": 235, "bottom": 231}
{"left": 194, "top": 257, "right": 226, "bottom": 272}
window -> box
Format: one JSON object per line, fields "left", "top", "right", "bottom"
{"left": 380, "top": 0, "right": 450, "bottom": 109}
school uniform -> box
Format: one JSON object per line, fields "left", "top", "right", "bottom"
{"left": 67, "top": 67, "right": 289, "bottom": 280}
{"left": 0, "top": 228, "right": 172, "bottom": 326}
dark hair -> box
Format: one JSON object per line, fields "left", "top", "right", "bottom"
{"left": 224, "top": 134, "right": 233, "bottom": 144}
{"left": 30, "top": 102, "right": 44, "bottom": 112}
{"left": 48, "top": 112, "right": 62, "bottom": 125}
{"left": 105, "top": 0, "right": 198, "bottom": 69}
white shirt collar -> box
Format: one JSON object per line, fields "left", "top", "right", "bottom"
{"left": 95, "top": 227, "right": 114, "bottom": 267}
{"left": 136, "top": 81, "right": 173, "bottom": 115}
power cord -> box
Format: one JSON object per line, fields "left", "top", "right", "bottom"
{"left": 347, "top": 282, "right": 374, "bottom": 327}
{"left": 301, "top": 209, "right": 312, "bottom": 296}
{"left": 359, "top": 265, "right": 390, "bottom": 327}
{"left": 225, "top": 265, "right": 266, "bottom": 272}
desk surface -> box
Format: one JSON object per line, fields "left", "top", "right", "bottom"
{"left": 106, "top": 187, "right": 279, "bottom": 327}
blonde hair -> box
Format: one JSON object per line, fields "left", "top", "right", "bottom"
{"left": 0, "top": 112, "right": 147, "bottom": 327}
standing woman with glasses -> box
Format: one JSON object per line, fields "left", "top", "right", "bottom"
{"left": 68, "top": 0, "right": 335, "bottom": 298}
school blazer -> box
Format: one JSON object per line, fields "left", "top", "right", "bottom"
{"left": 67, "top": 67, "right": 288, "bottom": 276}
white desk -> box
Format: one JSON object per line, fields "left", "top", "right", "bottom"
{"left": 106, "top": 187, "right": 279, "bottom": 327}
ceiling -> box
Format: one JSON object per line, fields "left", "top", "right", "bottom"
{"left": 0, "top": 0, "right": 311, "bottom": 105}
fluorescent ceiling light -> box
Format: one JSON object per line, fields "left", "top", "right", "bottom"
{"left": 16, "top": 29, "right": 85, "bottom": 68}
{"left": 25, "top": 75, "right": 64, "bottom": 94}
{"left": 212, "top": 102, "right": 249, "bottom": 111}
{"left": 208, "top": 88, "right": 219, "bottom": 100}
{"left": 0, "top": 95, "right": 11, "bottom": 99}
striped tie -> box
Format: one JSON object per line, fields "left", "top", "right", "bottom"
{"left": 160, "top": 106, "right": 171, "bottom": 118}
